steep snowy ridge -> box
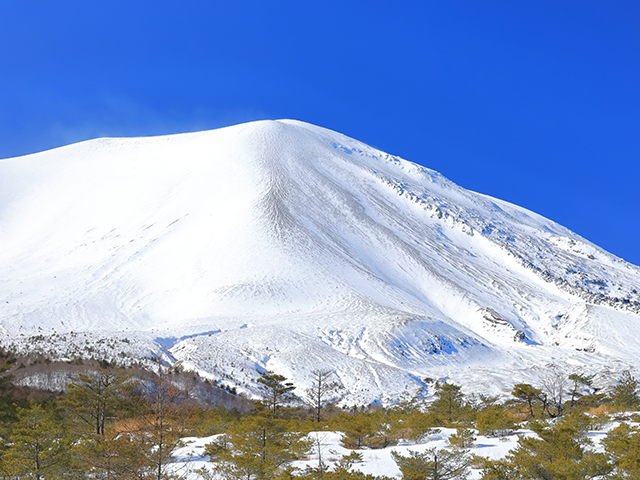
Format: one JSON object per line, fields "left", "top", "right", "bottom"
{"left": 1, "top": 119, "right": 639, "bottom": 403}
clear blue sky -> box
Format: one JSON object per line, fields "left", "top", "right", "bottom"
{"left": 1, "top": 1, "right": 639, "bottom": 265}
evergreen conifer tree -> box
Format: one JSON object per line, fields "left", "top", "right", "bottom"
{"left": 205, "top": 410, "right": 311, "bottom": 480}
{"left": 608, "top": 370, "right": 640, "bottom": 409}
{"left": 257, "top": 370, "right": 296, "bottom": 416}
{"left": 480, "top": 412, "right": 612, "bottom": 479}
{"left": 65, "top": 368, "right": 132, "bottom": 436}
{"left": 3, "top": 404, "right": 72, "bottom": 480}
{"left": 430, "top": 383, "right": 465, "bottom": 425}
{"left": 602, "top": 422, "right": 640, "bottom": 479}
{"left": 392, "top": 447, "right": 472, "bottom": 480}
{"left": 511, "top": 383, "right": 544, "bottom": 419}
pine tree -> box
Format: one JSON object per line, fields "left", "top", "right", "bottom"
{"left": 430, "top": 382, "right": 465, "bottom": 425}
{"left": 205, "top": 410, "right": 311, "bottom": 480}
{"left": 511, "top": 383, "right": 544, "bottom": 419}
{"left": 257, "top": 370, "right": 296, "bottom": 416}
{"left": 3, "top": 404, "right": 72, "bottom": 480}
{"left": 608, "top": 370, "right": 640, "bottom": 409}
{"left": 331, "top": 411, "right": 377, "bottom": 449}
{"left": 481, "top": 412, "right": 612, "bottom": 479}
{"left": 72, "top": 431, "right": 149, "bottom": 480}
{"left": 476, "top": 405, "right": 514, "bottom": 438}
{"left": 391, "top": 447, "right": 472, "bottom": 480}
{"left": 65, "top": 368, "right": 133, "bottom": 436}
{"left": 602, "top": 422, "right": 640, "bottom": 479}
{"left": 394, "top": 401, "right": 440, "bottom": 442}
{"left": 0, "top": 363, "right": 20, "bottom": 425}
{"left": 567, "top": 373, "right": 593, "bottom": 408}
{"left": 448, "top": 427, "right": 476, "bottom": 450}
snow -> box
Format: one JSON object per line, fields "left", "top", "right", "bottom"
{"left": 171, "top": 418, "right": 635, "bottom": 479}
{"left": 1, "top": 119, "right": 639, "bottom": 403}
{"left": 167, "top": 427, "right": 562, "bottom": 479}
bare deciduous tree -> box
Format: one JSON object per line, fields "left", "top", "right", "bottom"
{"left": 305, "top": 369, "right": 344, "bottom": 422}
{"left": 540, "top": 366, "right": 568, "bottom": 417}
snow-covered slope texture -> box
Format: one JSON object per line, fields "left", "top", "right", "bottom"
{"left": 1, "top": 120, "right": 639, "bottom": 404}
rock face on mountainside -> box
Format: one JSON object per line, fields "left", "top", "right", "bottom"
{"left": 1, "top": 120, "right": 639, "bottom": 404}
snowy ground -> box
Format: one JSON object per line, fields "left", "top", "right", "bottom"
{"left": 169, "top": 421, "right": 623, "bottom": 480}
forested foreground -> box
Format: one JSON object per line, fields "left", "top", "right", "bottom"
{"left": 0, "top": 356, "right": 640, "bottom": 480}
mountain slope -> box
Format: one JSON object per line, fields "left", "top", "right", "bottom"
{"left": 1, "top": 120, "right": 639, "bottom": 403}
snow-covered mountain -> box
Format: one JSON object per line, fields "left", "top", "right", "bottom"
{"left": 1, "top": 119, "right": 639, "bottom": 403}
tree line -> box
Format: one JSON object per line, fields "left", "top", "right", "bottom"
{"left": 0, "top": 355, "right": 639, "bottom": 479}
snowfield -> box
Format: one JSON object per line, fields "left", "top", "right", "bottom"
{"left": 1, "top": 119, "right": 639, "bottom": 403}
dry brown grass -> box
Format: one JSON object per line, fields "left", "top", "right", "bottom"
{"left": 506, "top": 405, "right": 533, "bottom": 422}
{"left": 587, "top": 404, "right": 610, "bottom": 416}
{"left": 113, "top": 417, "right": 147, "bottom": 435}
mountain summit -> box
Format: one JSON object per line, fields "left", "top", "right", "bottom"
{"left": 2, "top": 120, "right": 639, "bottom": 402}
